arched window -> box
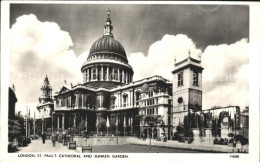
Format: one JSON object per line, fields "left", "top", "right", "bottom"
{"left": 111, "top": 96, "right": 116, "bottom": 108}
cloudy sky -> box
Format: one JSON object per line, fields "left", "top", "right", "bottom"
{"left": 9, "top": 4, "right": 249, "bottom": 114}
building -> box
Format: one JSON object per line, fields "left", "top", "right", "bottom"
{"left": 171, "top": 50, "right": 203, "bottom": 130}
{"left": 36, "top": 75, "right": 54, "bottom": 134}
{"left": 9, "top": 85, "right": 17, "bottom": 119}
{"left": 171, "top": 53, "right": 242, "bottom": 142}
{"left": 36, "top": 10, "right": 172, "bottom": 138}
{"left": 240, "top": 106, "right": 249, "bottom": 138}
{"left": 35, "top": 10, "right": 245, "bottom": 141}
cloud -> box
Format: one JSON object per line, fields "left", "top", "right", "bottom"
{"left": 129, "top": 34, "right": 202, "bottom": 81}
{"left": 202, "top": 39, "right": 249, "bottom": 109}
{"left": 10, "top": 14, "right": 88, "bottom": 109}
{"left": 129, "top": 35, "right": 249, "bottom": 109}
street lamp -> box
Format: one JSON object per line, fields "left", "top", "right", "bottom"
{"left": 240, "top": 123, "right": 244, "bottom": 137}
{"left": 52, "top": 112, "right": 55, "bottom": 134}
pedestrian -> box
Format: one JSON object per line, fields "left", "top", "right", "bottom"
{"left": 41, "top": 132, "right": 46, "bottom": 144}
{"left": 51, "top": 133, "right": 56, "bottom": 147}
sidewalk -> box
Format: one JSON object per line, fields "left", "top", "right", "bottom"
{"left": 128, "top": 138, "right": 249, "bottom": 153}
{"left": 18, "top": 139, "right": 78, "bottom": 153}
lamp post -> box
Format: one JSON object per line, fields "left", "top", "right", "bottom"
{"left": 33, "top": 110, "right": 36, "bottom": 140}
{"left": 52, "top": 112, "right": 55, "bottom": 134}
{"left": 240, "top": 123, "right": 244, "bottom": 137}
{"left": 124, "top": 116, "right": 126, "bottom": 136}
{"left": 42, "top": 111, "right": 44, "bottom": 134}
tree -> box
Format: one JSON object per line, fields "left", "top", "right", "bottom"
{"left": 97, "top": 118, "right": 106, "bottom": 134}
{"left": 8, "top": 115, "right": 26, "bottom": 142}
{"left": 8, "top": 119, "right": 22, "bottom": 142}
{"left": 78, "top": 120, "right": 87, "bottom": 132}
{"left": 141, "top": 115, "right": 164, "bottom": 152}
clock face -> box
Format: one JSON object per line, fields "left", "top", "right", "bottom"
{"left": 177, "top": 97, "right": 183, "bottom": 104}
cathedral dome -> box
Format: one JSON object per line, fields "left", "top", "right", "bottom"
{"left": 88, "top": 36, "right": 127, "bottom": 62}
{"left": 81, "top": 10, "right": 134, "bottom": 88}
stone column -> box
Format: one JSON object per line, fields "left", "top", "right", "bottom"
{"left": 75, "top": 93, "right": 79, "bottom": 107}
{"left": 122, "top": 70, "right": 125, "bottom": 83}
{"left": 117, "top": 93, "right": 120, "bottom": 107}
{"left": 126, "top": 72, "right": 128, "bottom": 84}
{"left": 130, "top": 90, "right": 132, "bottom": 106}
{"left": 101, "top": 66, "right": 104, "bottom": 81}
{"left": 87, "top": 68, "right": 90, "bottom": 82}
{"left": 96, "top": 66, "right": 99, "bottom": 80}
{"left": 83, "top": 70, "right": 86, "bottom": 83}
{"left": 62, "top": 113, "right": 65, "bottom": 130}
{"left": 116, "top": 113, "right": 118, "bottom": 136}
{"left": 73, "top": 114, "right": 76, "bottom": 128}
{"left": 107, "top": 66, "right": 109, "bottom": 81}
{"left": 96, "top": 114, "right": 99, "bottom": 135}
{"left": 91, "top": 67, "right": 94, "bottom": 81}
{"left": 99, "top": 93, "right": 102, "bottom": 108}
{"left": 82, "top": 94, "right": 84, "bottom": 108}
{"left": 131, "top": 116, "right": 133, "bottom": 135}
{"left": 57, "top": 115, "right": 60, "bottom": 130}
{"left": 118, "top": 68, "right": 120, "bottom": 82}
{"left": 112, "top": 67, "right": 114, "bottom": 80}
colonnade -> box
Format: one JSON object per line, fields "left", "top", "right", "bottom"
{"left": 83, "top": 66, "right": 132, "bottom": 84}
{"left": 96, "top": 112, "right": 135, "bottom": 136}
{"left": 55, "top": 113, "right": 81, "bottom": 131}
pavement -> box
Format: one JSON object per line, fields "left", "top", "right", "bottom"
{"left": 128, "top": 138, "right": 249, "bottom": 153}
{"left": 18, "top": 139, "right": 77, "bottom": 153}
{"left": 17, "top": 138, "right": 248, "bottom": 153}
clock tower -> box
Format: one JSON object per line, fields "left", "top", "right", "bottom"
{"left": 172, "top": 50, "right": 203, "bottom": 114}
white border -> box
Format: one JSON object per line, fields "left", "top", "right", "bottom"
{"left": 1, "top": 1, "right": 259, "bottom": 162}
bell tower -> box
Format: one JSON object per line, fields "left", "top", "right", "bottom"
{"left": 172, "top": 50, "right": 203, "bottom": 113}
{"left": 39, "top": 75, "right": 53, "bottom": 104}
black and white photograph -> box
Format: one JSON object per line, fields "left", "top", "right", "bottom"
{"left": 1, "top": 1, "right": 259, "bottom": 162}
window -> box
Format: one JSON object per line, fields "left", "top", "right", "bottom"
{"left": 146, "top": 108, "right": 155, "bottom": 115}
{"left": 83, "top": 95, "right": 86, "bottom": 107}
{"left": 148, "top": 91, "right": 153, "bottom": 97}
{"left": 178, "top": 72, "right": 183, "bottom": 86}
{"left": 177, "top": 97, "right": 183, "bottom": 104}
{"left": 93, "top": 68, "right": 97, "bottom": 80}
{"left": 111, "top": 96, "right": 116, "bottom": 108}
{"left": 61, "top": 98, "right": 64, "bottom": 107}
{"left": 56, "top": 100, "right": 59, "bottom": 108}
{"left": 68, "top": 96, "right": 71, "bottom": 107}
{"left": 79, "top": 94, "right": 82, "bottom": 107}
{"left": 123, "top": 94, "right": 128, "bottom": 107}
{"left": 104, "top": 68, "right": 107, "bottom": 81}
{"left": 193, "top": 71, "right": 199, "bottom": 85}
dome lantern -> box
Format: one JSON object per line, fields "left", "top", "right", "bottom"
{"left": 103, "top": 9, "right": 113, "bottom": 37}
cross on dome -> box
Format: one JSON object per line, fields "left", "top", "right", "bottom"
{"left": 107, "top": 9, "right": 111, "bottom": 18}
